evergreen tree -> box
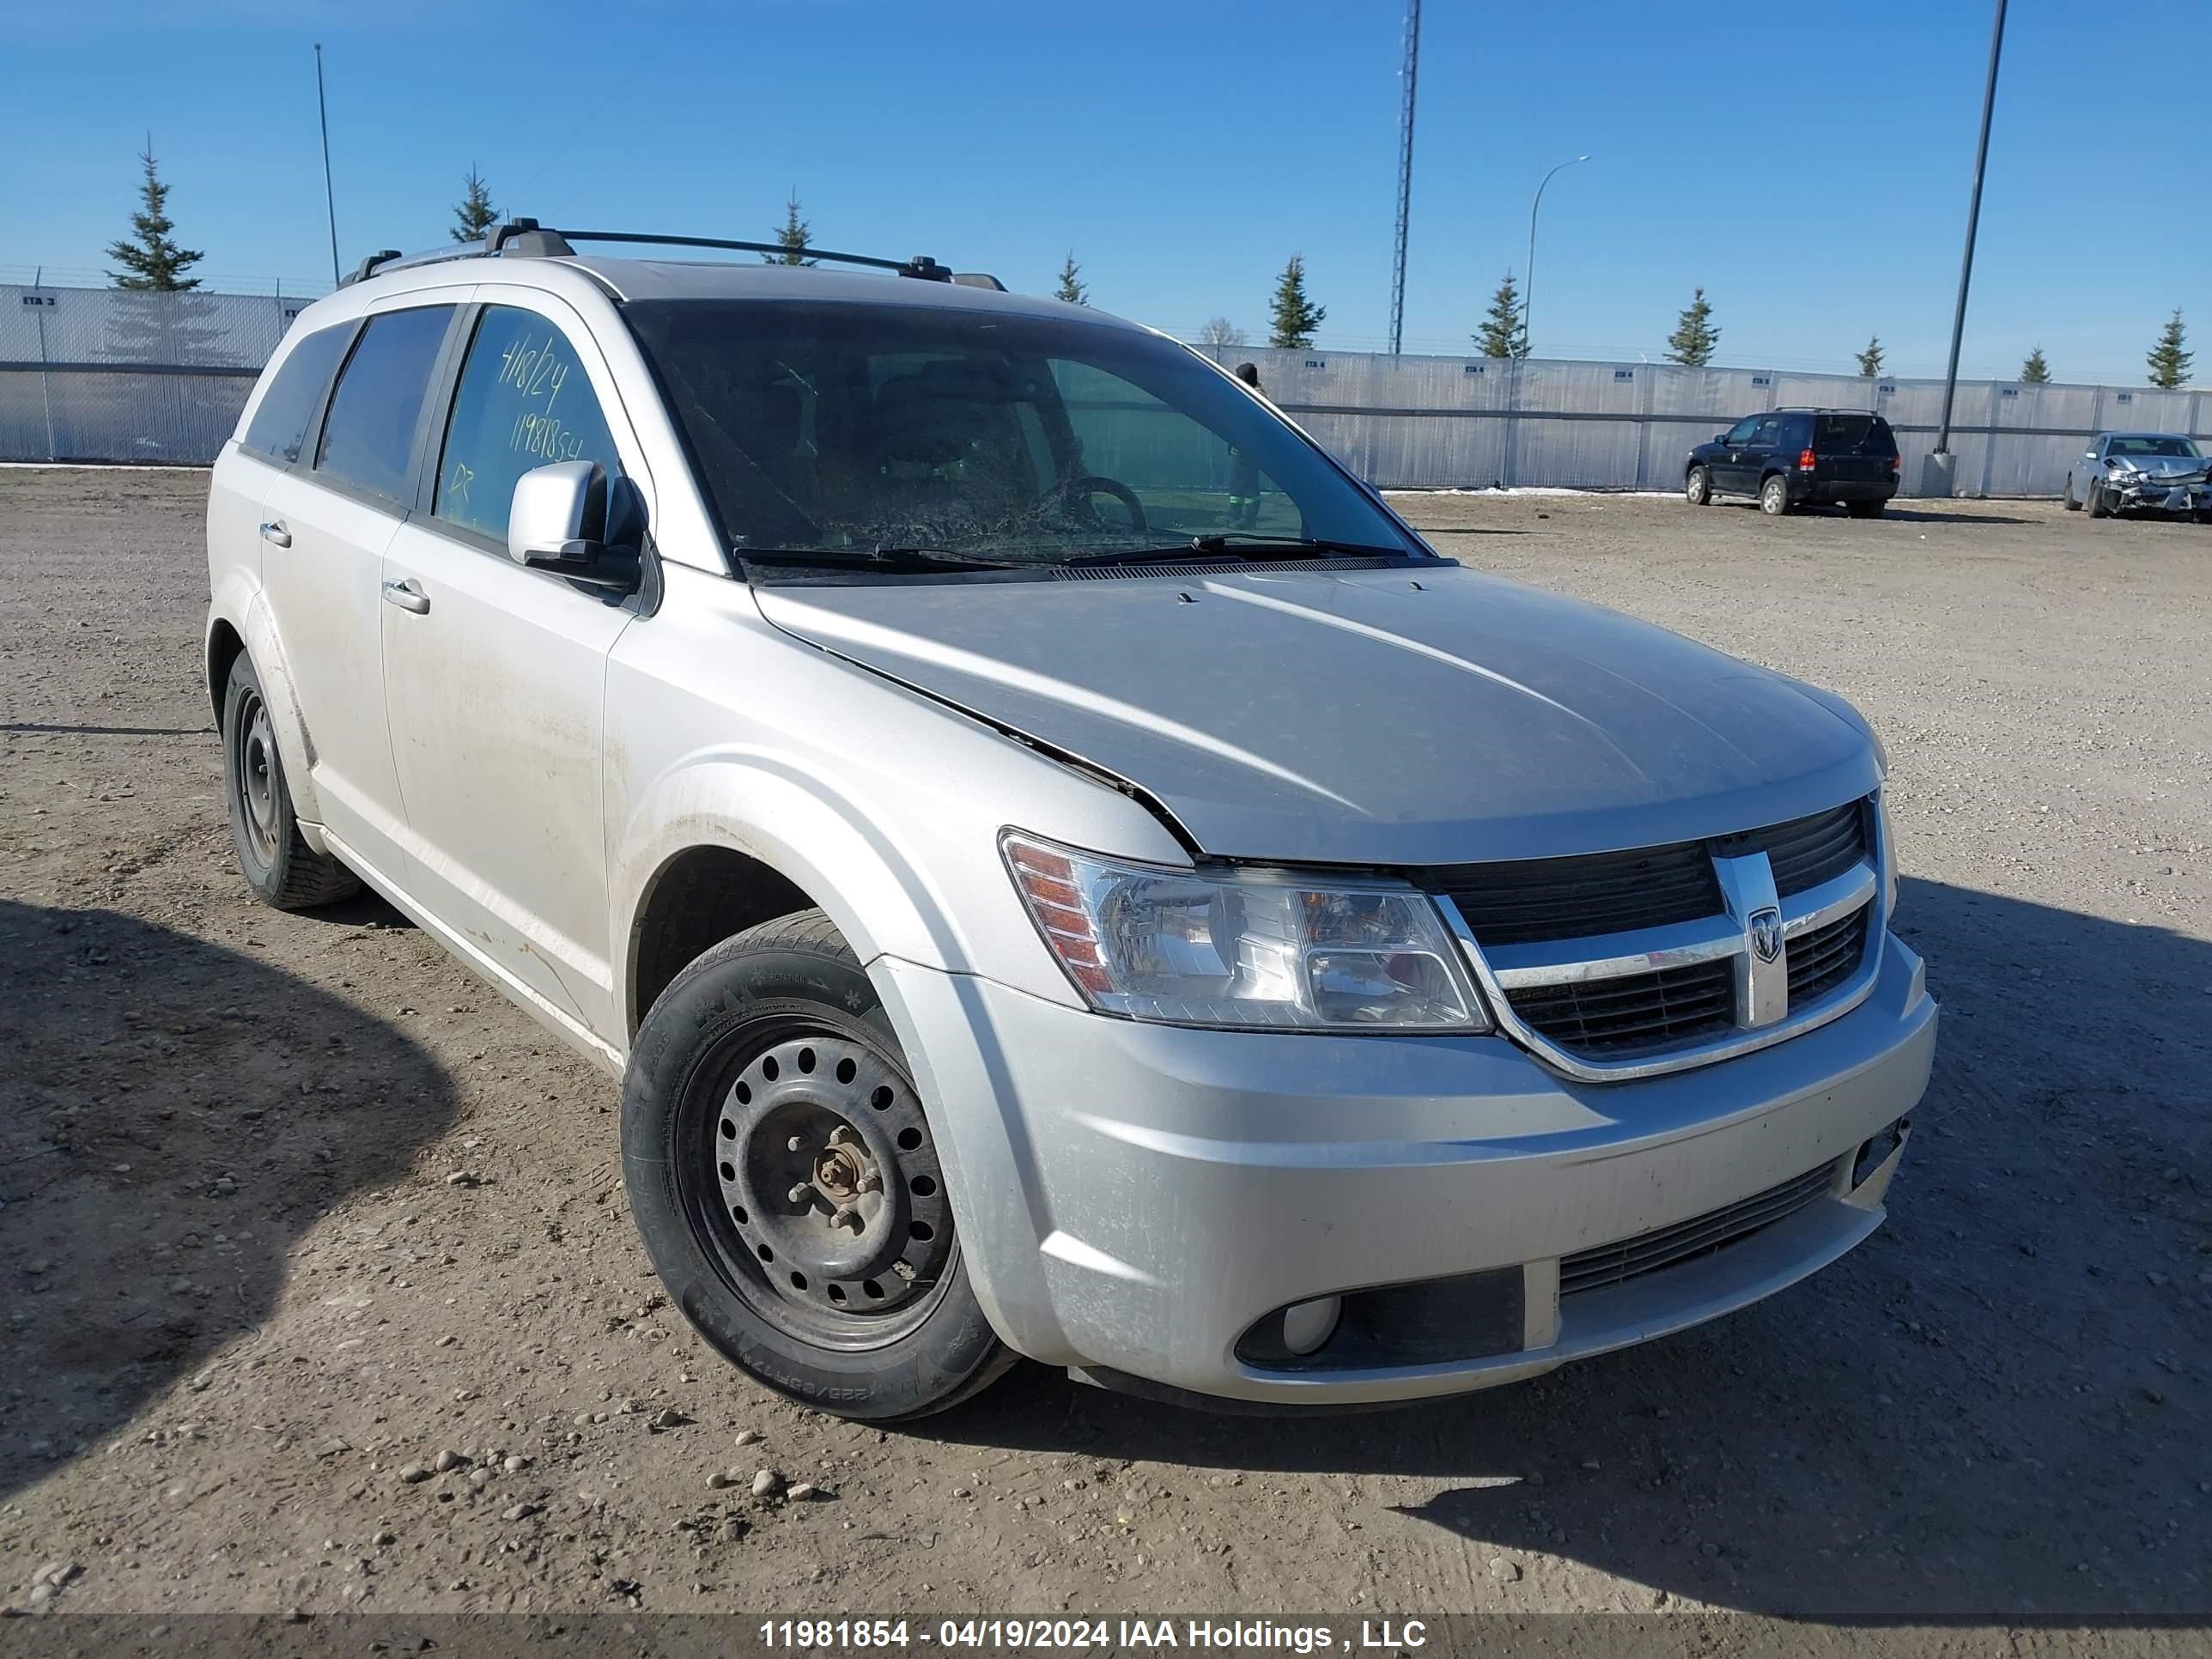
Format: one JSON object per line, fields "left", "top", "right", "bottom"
{"left": 768, "top": 192, "right": 815, "bottom": 265}
{"left": 1267, "top": 254, "right": 1326, "bottom": 349}
{"left": 1055, "top": 252, "right": 1088, "bottom": 306}
{"left": 1474, "top": 270, "right": 1527, "bottom": 359}
{"left": 105, "top": 143, "right": 203, "bottom": 292}
{"left": 2146, "top": 308, "right": 2191, "bottom": 389}
{"left": 1856, "top": 335, "right": 1884, "bottom": 378}
{"left": 449, "top": 166, "right": 500, "bottom": 244}
{"left": 1664, "top": 287, "right": 1720, "bottom": 368}
{"left": 2019, "top": 345, "right": 2051, "bottom": 384}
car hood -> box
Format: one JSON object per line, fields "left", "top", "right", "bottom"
{"left": 2112, "top": 454, "right": 2206, "bottom": 481}
{"left": 754, "top": 563, "right": 1883, "bottom": 866}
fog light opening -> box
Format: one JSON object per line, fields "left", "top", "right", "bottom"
{"left": 1852, "top": 1115, "right": 1911, "bottom": 1188}
{"left": 1279, "top": 1295, "right": 1342, "bottom": 1357}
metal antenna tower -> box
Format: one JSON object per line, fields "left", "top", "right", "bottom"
{"left": 1389, "top": 0, "right": 1421, "bottom": 357}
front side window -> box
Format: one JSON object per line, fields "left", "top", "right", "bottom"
{"left": 243, "top": 324, "right": 349, "bottom": 463}
{"left": 314, "top": 306, "right": 456, "bottom": 501}
{"left": 433, "top": 306, "right": 623, "bottom": 542}
{"left": 624, "top": 299, "right": 1419, "bottom": 574}
{"left": 1723, "top": 417, "right": 1759, "bottom": 445}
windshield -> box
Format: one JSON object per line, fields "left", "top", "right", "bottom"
{"left": 2106, "top": 435, "right": 2201, "bottom": 459}
{"left": 623, "top": 299, "right": 1422, "bottom": 569}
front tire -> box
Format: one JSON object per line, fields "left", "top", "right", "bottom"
{"left": 1685, "top": 465, "right": 1711, "bottom": 507}
{"left": 622, "top": 910, "right": 1014, "bottom": 1422}
{"left": 1759, "top": 475, "right": 1790, "bottom": 516}
{"left": 2088, "top": 483, "right": 2111, "bottom": 519}
{"left": 2063, "top": 478, "right": 2081, "bottom": 511}
{"left": 221, "top": 652, "right": 361, "bottom": 909}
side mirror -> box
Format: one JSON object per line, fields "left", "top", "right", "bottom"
{"left": 508, "top": 459, "right": 643, "bottom": 596}
{"left": 1713, "top": 433, "right": 1729, "bottom": 446}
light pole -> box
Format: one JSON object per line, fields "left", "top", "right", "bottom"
{"left": 1927, "top": 0, "right": 2008, "bottom": 497}
{"left": 315, "top": 44, "right": 340, "bottom": 289}
{"left": 1522, "top": 155, "right": 1589, "bottom": 359}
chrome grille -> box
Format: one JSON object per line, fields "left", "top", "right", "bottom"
{"left": 1434, "top": 793, "right": 1886, "bottom": 1079}
{"left": 1428, "top": 842, "right": 1719, "bottom": 946}
{"left": 1559, "top": 1163, "right": 1837, "bottom": 1296}
{"left": 1728, "top": 801, "right": 1869, "bottom": 896}
{"left": 1505, "top": 958, "right": 1732, "bottom": 1053}
{"left": 1432, "top": 800, "right": 1867, "bottom": 947}
{"left": 1787, "top": 908, "right": 1867, "bottom": 1005}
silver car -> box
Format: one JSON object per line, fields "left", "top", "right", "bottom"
{"left": 204, "top": 223, "right": 1936, "bottom": 1419}
{"left": 2064, "top": 431, "right": 2211, "bottom": 520}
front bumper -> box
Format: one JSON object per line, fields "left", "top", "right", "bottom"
{"left": 882, "top": 935, "right": 1936, "bottom": 1407}
{"left": 2107, "top": 477, "right": 2210, "bottom": 514}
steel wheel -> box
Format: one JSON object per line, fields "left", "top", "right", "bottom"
{"left": 690, "top": 1023, "right": 955, "bottom": 1347}
{"left": 233, "top": 685, "right": 283, "bottom": 868}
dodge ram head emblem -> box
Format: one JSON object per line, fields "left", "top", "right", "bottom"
{"left": 1747, "top": 906, "right": 1784, "bottom": 964}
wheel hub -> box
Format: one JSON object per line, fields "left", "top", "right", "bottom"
{"left": 708, "top": 1033, "right": 951, "bottom": 1322}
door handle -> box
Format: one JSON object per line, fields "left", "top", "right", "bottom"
{"left": 259, "top": 521, "right": 291, "bottom": 548}
{"left": 381, "top": 578, "right": 430, "bottom": 615}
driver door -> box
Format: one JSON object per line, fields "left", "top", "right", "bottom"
{"left": 1711, "top": 416, "right": 1761, "bottom": 495}
{"left": 378, "top": 295, "right": 653, "bottom": 1046}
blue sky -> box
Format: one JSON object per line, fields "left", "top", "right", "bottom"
{"left": 4, "top": 0, "right": 2203, "bottom": 382}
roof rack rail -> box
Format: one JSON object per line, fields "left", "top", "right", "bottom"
{"left": 552, "top": 231, "right": 951, "bottom": 282}
{"left": 338, "top": 221, "right": 957, "bottom": 288}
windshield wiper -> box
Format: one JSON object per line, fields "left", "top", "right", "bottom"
{"left": 737, "top": 544, "right": 1027, "bottom": 574}
{"left": 1063, "top": 534, "right": 1412, "bottom": 568}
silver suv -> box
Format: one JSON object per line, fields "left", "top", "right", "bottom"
{"left": 204, "top": 223, "right": 1937, "bottom": 1419}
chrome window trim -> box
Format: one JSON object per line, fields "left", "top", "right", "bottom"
{"left": 1440, "top": 795, "right": 1890, "bottom": 1084}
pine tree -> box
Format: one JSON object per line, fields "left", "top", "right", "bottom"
{"left": 1267, "top": 254, "right": 1326, "bottom": 350}
{"left": 1055, "top": 252, "right": 1088, "bottom": 307}
{"left": 450, "top": 166, "right": 500, "bottom": 244}
{"left": 1856, "top": 336, "right": 1884, "bottom": 378}
{"left": 105, "top": 143, "right": 203, "bottom": 292}
{"left": 1474, "top": 270, "right": 1527, "bottom": 359}
{"left": 2146, "top": 308, "right": 2191, "bottom": 389}
{"left": 768, "top": 191, "right": 815, "bottom": 265}
{"left": 1664, "top": 287, "right": 1719, "bottom": 368}
{"left": 2020, "top": 345, "right": 2051, "bottom": 384}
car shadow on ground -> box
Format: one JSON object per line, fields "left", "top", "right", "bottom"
{"left": 920, "top": 877, "right": 2210, "bottom": 1620}
{"left": 0, "top": 898, "right": 456, "bottom": 1505}
{"left": 1843, "top": 506, "right": 2032, "bottom": 526}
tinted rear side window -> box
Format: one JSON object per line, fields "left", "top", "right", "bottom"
{"left": 315, "top": 306, "right": 457, "bottom": 501}
{"left": 1814, "top": 413, "right": 1897, "bottom": 454}
{"left": 241, "top": 324, "right": 349, "bottom": 463}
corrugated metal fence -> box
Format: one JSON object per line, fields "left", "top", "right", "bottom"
{"left": 4, "top": 283, "right": 2204, "bottom": 498}
{"left": 1198, "top": 348, "right": 2209, "bottom": 499}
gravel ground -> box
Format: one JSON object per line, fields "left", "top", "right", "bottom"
{"left": 0, "top": 467, "right": 2205, "bottom": 1634}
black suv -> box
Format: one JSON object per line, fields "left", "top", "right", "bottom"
{"left": 1685, "top": 408, "right": 1901, "bottom": 517}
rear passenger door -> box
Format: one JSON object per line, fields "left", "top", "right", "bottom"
{"left": 258, "top": 302, "right": 459, "bottom": 879}
{"left": 378, "top": 295, "right": 650, "bottom": 1045}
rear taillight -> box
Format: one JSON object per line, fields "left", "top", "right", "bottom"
{"left": 1797, "top": 447, "right": 1817, "bottom": 471}
{"left": 1888, "top": 453, "right": 1902, "bottom": 472}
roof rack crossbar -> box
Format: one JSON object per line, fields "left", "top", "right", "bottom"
{"left": 337, "top": 220, "right": 952, "bottom": 288}
{"left": 553, "top": 231, "right": 951, "bottom": 281}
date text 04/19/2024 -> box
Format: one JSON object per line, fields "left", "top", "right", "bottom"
{"left": 757, "top": 1620, "right": 1432, "bottom": 1651}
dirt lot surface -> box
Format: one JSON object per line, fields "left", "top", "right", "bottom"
{"left": 2, "top": 468, "right": 2206, "bottom": 1636}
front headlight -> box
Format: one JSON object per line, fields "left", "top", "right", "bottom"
{"left": 1002, "top": 832, "right": 1489, "bottom": 1032}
